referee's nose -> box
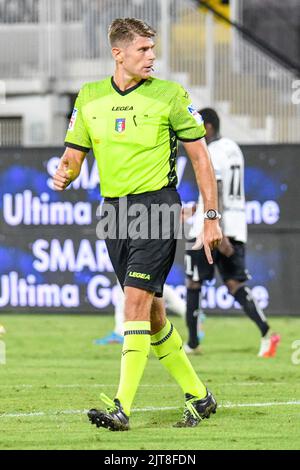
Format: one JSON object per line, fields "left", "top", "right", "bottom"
{"left": 148, "top": 48, "right": 156, "bottom": 62}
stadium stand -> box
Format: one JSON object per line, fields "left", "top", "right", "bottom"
{"left": 0, "top": 0, "right": 299, "bottom": 146}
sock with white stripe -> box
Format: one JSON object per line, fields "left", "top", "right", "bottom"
{"left": 234, "top": 286, "right": 269, "bottom": 337}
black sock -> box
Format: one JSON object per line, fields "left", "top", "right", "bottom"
{"left": 234, "top": 286, "right": 270, "bottom": 337}
{"left": 186, "top": 288, "right": 201, "bottom": 348}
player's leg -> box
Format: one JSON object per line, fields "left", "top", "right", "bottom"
{"left": 88, "top": 201, "right": 139, "bottom": 431}
{"left": 219, "top": 240, "right": 269, "bottom": 336}
{"left": 114, "top": 286, "right": 153, "bottom": 414}
{"left": 89, "top": 235, "right": 154, "bottom": 429}
{"left": 226, "top": 279, "right": 270, "bottom": 336}
{"left": 163, "top": 284, "right": 186, "bottom": 317}
{"left": 112, "top": 187, "right": 180, "bottom": 417}
{"left": 148, "top": 188, "right": 217, "bottom": 425}
{"left": 111, "top": 187, "right": 180, "bottom": 420}
{"left": 88, "top": 286, "right": 153, "bottom": 431}
{"left": 227, "top": 279, "right": 280, "bottom": 357}
{"left": 151, "top": 296, "right": 206, "bottom": 396}
{"left": 184, "top": 247, "right": 213, "bottom": 353}
{"left": 150, "top": 297, "right": 217, "bottom": 426}
{"left": 89, "top": 189, "right": 177, "bottom": 430}
{"left": 185, "top": 278, "right": 202, "bottom": 352}
{"left": 94, "top": 280, "right": 124, "bottom": 345}
{"left": 219, "top": 240, "right": 280, "bottom": 357}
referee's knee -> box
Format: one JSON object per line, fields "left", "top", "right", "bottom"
{"left": 124, "top": 286, "right": 154, "bottom": 321}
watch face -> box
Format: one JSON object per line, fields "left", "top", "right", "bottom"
{"left": 206, "top": 209, "right": 217, "bottom": 219}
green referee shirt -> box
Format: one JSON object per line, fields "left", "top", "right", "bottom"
{"left": 65, "top": 76, "right": 206, "bottom": 197}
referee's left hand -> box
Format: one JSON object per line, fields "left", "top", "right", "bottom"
{"left": 193, "top": 220, "right": 222, "bottom": 264}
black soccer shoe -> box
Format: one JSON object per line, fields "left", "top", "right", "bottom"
{"left": 88, "top": 395, "right": 129, "bottom": 432}
{"left": 174, "top": 390, "right": 217, "bottom": 427}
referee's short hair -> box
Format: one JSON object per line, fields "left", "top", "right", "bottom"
{"left": 109, "top": 18, "right": 156, "bottom": 47}
{"left": 198, "top": 108, "right": 220, "bottom": 133}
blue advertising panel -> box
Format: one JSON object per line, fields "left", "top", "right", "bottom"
{"left": 0, "top": 145, "right": 299, "bottom": 315}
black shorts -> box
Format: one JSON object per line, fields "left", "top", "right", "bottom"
{"left": 185, "top": 238, "right": 250, "bottom": 283}
{"left": 99, "top": 188, "right": 181, "bottom": 297}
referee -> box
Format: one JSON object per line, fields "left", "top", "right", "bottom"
{"left": 53, "top": 18, "right": 222, "bottom": 431}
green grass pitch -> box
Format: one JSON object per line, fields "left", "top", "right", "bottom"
{"left": 0, "top": 314, "right": 299, "bottom": 450}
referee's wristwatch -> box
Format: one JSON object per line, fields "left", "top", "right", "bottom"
{"left": 204, "top": 209, "right": 222, "bottom": 220}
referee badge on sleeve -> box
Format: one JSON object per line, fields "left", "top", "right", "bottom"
{"left": 187, "top": 104, "right": 203, "bottom": 126}
{"left": 68, "top": 108, "right": 78, "bottom": 131}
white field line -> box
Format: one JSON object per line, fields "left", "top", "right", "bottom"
{"left": 0, "top": 384, "right": 178, "bottom": 389}
{"left": 0, "top": 382, "right": 287, "bottom": 389}
{"left": 0, "top": 401, "right": 300, "bottom": 419}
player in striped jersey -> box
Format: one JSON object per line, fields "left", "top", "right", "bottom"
{"left": 184, "top": 108, "right": 280, "bottom": 358}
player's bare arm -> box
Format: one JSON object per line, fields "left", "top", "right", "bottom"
{"left": 183, "top": 138, "right": 223, "bottom": 264}
{"left": 53, "top": 147, "right": 86, "bottom": 191}
{"left": 216, "top": 179, "right": 234, "bottom": 257}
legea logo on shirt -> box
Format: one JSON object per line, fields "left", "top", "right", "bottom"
{"left": 115, "top": 118, "right": 126, "bottom": 133}
{"left": 68, "top": 108, "right": 78, "bottom": 131}
{"left": 187, "top": 104, "right": 203, "bottom": 126}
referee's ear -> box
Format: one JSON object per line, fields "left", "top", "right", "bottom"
{"left": 111, "top": 47, "right": 123, "bottom": 63}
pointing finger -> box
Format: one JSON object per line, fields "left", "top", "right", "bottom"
{"left": 204, "top": 242, "right": 213, "bottom": 265}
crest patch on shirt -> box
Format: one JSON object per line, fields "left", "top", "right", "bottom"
{"left": 68, "top": 108, "right": 78, "bottom": 131}
{"left": 187, "top": 104, "right": 203, "bottom": 126}
{"left": 115, "top": 118, "right": 126, "bottom": 133}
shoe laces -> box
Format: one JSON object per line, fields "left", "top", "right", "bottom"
{"left": 184, "top": 398, "right": 201, "bottom": 420}
{"left": 100, "top": 393, "right": 118, "bottom": 413}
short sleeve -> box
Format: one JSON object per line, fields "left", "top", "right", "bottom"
{"left": 208, "top": 145, "right": 224, "bottom": 181}
{"left": 64, "top": 87, "right": 91, "bottom": 152}
{"left": 169, "top": 85, "right": 206, "bottom": 141}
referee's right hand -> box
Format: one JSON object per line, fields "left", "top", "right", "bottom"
{"left": 53, "top": 148, "right": 86, "bottom": 191}
{"left": 53, "top": 155, "right": 72, "bottom": 191}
